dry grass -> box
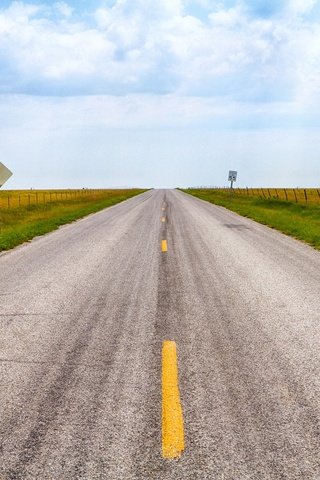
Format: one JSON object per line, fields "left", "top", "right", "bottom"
{"left": 0, "top": 189, "right": 147, "bottom": 251}
{"left": 0, "top": 189, "right": 116, "bottom": 209}
{"left": 222, "top": 188, "right": 320, "bottom": 204}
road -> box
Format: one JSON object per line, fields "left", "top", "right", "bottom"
{"left": 1, "top": 189, "right": 320, "bottom": 479}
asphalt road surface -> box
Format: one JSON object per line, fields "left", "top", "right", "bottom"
{"left": 1, "top": 189, "right": 320, "bottom": 480}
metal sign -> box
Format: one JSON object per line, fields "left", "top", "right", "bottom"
{"left": 0, "top": 162, "right": 13, "bottom": 187}
{"left": 228, "top": 170, "right": 237, "bottom": 182}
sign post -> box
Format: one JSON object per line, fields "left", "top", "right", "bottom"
{"left": 0, "top": 162, "right": 13, "bottom": 188}
{"left": 228, "top": 170, "right": 237, "bottom": 189}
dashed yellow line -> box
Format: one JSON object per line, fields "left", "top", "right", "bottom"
{"left": 162, "top": 240, "right": 168, "bottom": 252}
{"left": 162, "top": 341, "right": 185, "bottom": 459}
{"left": 161, "top": 216, "right": 166, "bottom": 223}
{"left": 162, "top": 207, "right": 166, "bottom": 211}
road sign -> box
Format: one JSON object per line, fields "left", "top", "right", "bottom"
{"left": 228, "top": 170, "right": 237, "bottom": 190}
{"left": 228, "top": 170, "right": 237, "bottom": 182}
{"left": 0, "top": 162, "right": 13, "bottom": 188}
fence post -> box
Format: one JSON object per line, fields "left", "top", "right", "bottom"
{"left": 304, "top": 189, "right": 308, "bottom": 203}
{"left": 284, "top": 189, "right": 288, "bottom": 201}
{"left": 7, "top": 196, "right": 10, "bottom": 208}
{"left": 293, "top": 189, "right": 298, "bottom": 203}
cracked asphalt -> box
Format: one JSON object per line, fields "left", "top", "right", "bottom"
{"left": 1, "top": 189, "right": 320, "bottom": 479}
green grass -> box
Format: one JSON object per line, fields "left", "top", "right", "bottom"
{"left": 0, "top": 189, "right": 147, "bottom": 252}
{"left": 182, "top": 189, "right": 320, "bottom": 250}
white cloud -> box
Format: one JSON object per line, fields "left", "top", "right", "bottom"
{"left": 0, "top": 94, "right": 234, "bottom": 131}
{"left": 0, "top": 0, "right": 318, "bottom": 105}
{"left": 54, "top": 2, "right": 73, "bottom": 18}
{"left": 287, "top": 0, "right": 317, "bottom": 15}
{"left": 0, "top": 0, "right": 319, "bottom": 133}
{"left": 209, "top": 5, "right": 244, "bottom": 27}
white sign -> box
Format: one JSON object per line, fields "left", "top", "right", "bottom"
{"left": 228, "top": 170, "right": 237, "bottom": 182}
{"left": 0, "top": 162, "right": 13, "bottom": 187}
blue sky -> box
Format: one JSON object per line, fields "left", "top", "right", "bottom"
{"left": 1, "top": 0, "right": 320, "bottom": 188}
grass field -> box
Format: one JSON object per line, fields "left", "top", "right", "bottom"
{"left": 183, "top": 189, "right": 320, "bottom": 250}
{"left": 0, "top": 189, "right": 146, "bottom": 252}
{"left": 0, "top": 188, "right": 116, "bottom": 209}
{"left": 218, "top": 187, "right": 320, "bottom": 204}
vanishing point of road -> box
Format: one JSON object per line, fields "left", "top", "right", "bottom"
{"left": 1, "top": 189, "right": 320, "bottom": 479}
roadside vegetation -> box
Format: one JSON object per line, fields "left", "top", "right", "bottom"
{"left": 210, "top": 187, "right": 320, "bottom": 204}
{"left": 0, "top": 189, "right": 146, "bottom": 252}
{"left": 183, "top": 189, "right": 320, "bottom": 250}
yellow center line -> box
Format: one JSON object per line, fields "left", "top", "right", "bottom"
{"left": 162, "top": 340, "right": 185, "bottom": 459}
{"left": 162, "top": 207, "right": 166, "bottom": 211}
{"left": 161, "top": 240, "right": 168, "bottom": 252}
{"left": 161, "top": 216, "right": 166, "bottom": 222}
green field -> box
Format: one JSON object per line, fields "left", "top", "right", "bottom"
{"left": 216, "top": 187, "right": 320, "bottom": 204}
{"left": 0, "top": 189, "right": 146, "bottom": 252}
{"left": 183, "top": 189, "right": 320, "bottom": 250}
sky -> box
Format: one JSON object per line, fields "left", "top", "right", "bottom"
{"left": 1, "top": 0, "right": 320, "bottom": 189}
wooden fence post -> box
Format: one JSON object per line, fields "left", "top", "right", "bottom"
{"left": 304, "top": 189, "right": 308, "bottom": 203}
{"left": 293, "top": 189, "right": 298, "bottom": 203}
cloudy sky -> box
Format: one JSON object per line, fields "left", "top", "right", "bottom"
{"left": 1, "top": 0, "right": 320, "bottom": 188}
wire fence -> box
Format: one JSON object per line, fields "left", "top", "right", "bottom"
{"left": 190, "top": 187, "right": 320, "bottom": 204}
{"left": 0, "top": 189, "right": 122, "bottom": 209}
